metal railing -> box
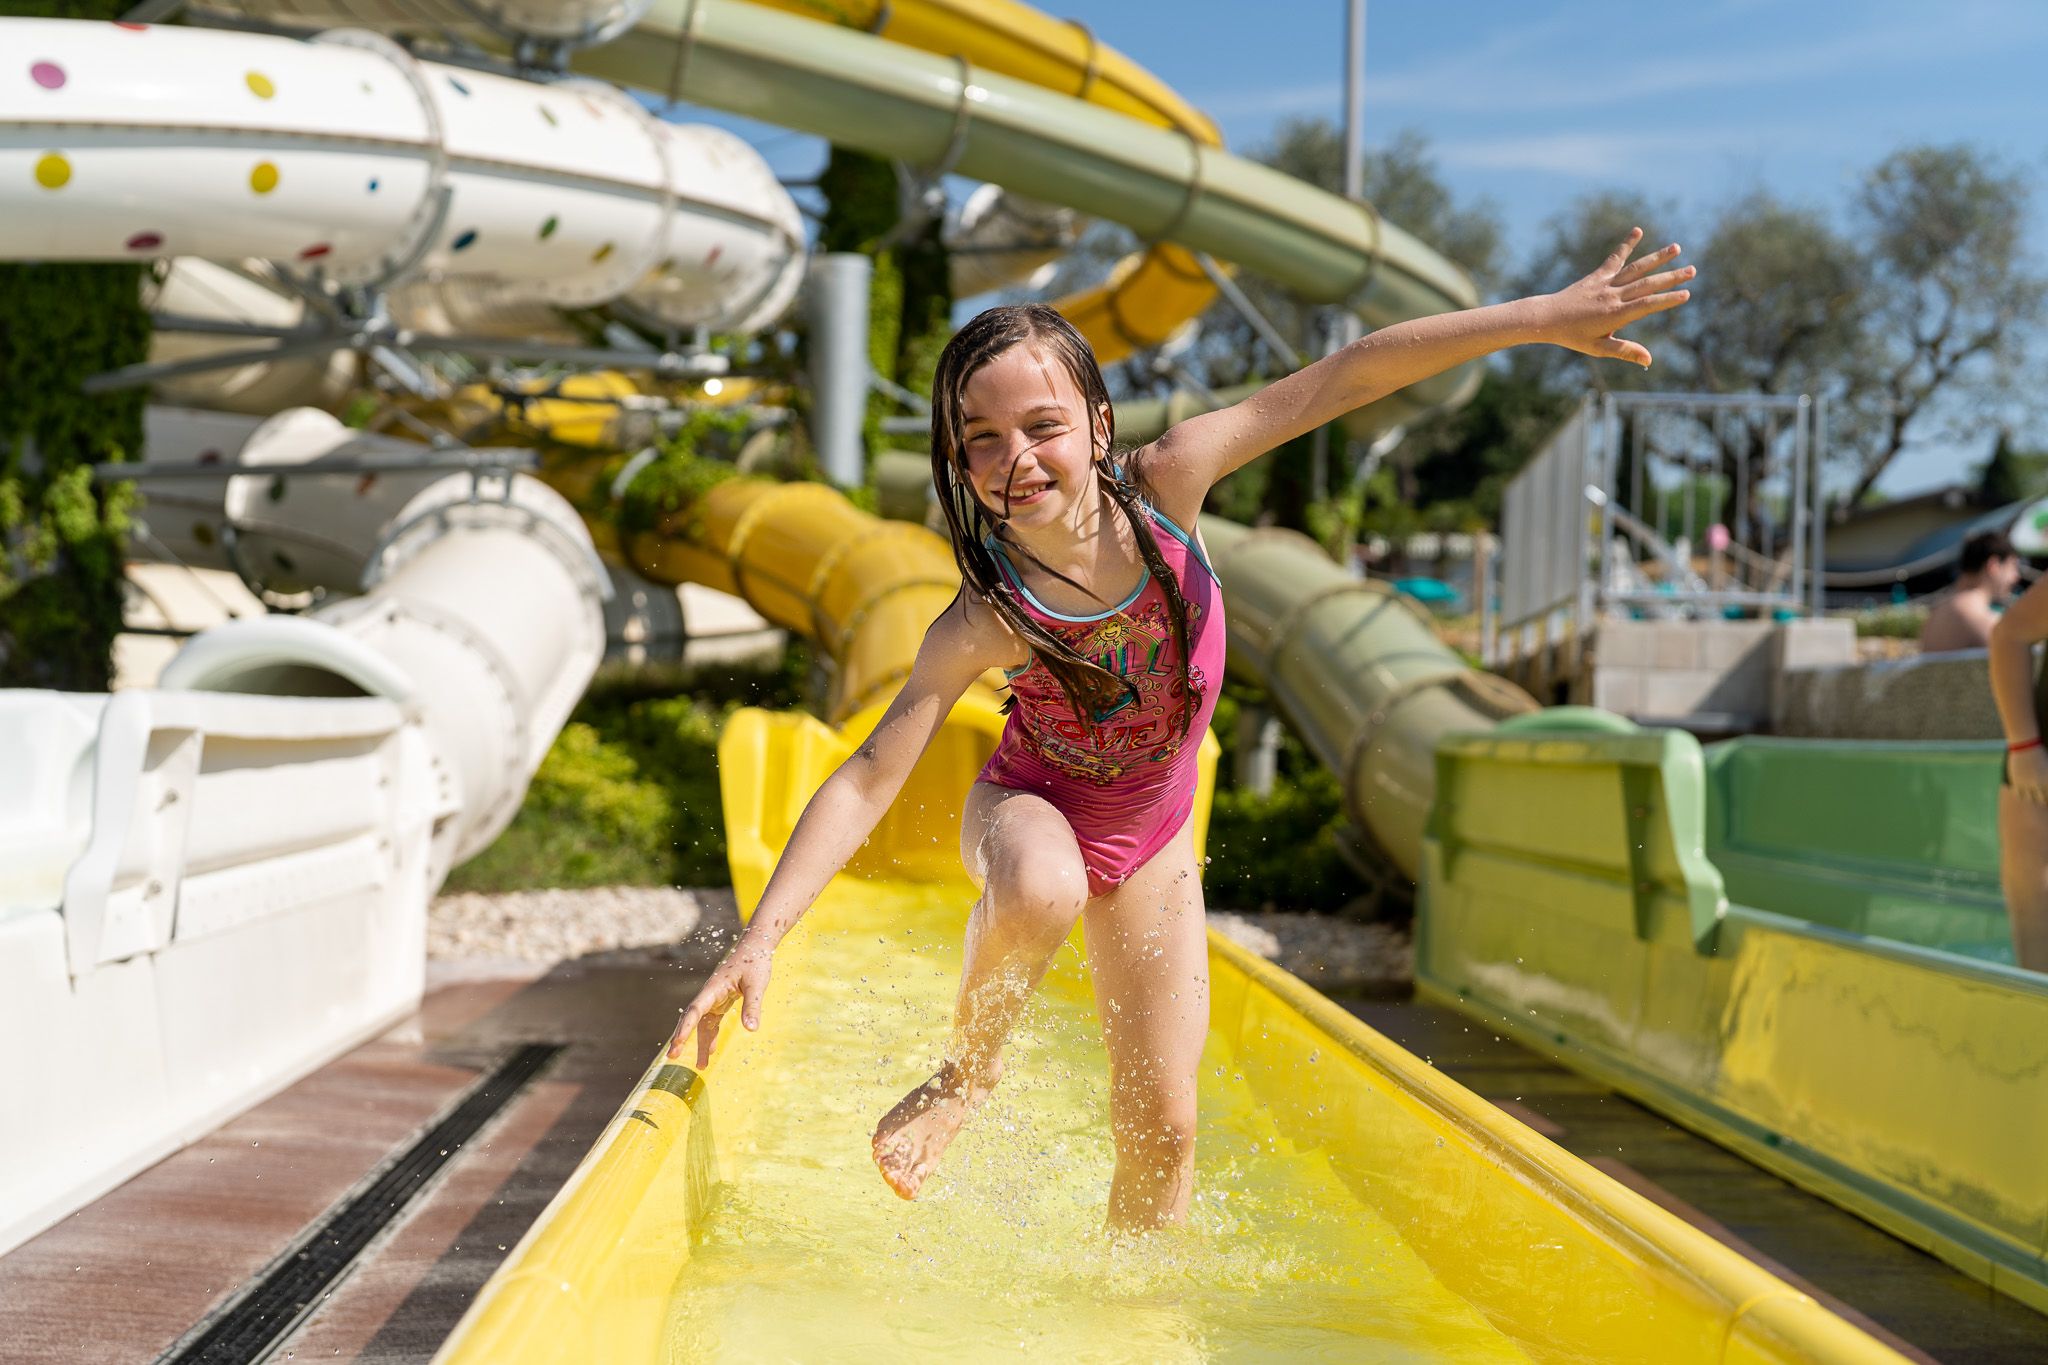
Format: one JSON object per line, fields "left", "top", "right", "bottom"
{"left": 1487, "top": 390, "right": 1827, "bottom": 667}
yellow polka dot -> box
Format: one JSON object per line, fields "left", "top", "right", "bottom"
{"left": 591, "top": 242, "right": 614, "bottom": 264}
{"left": 245, "top": 71, "right": 275, "bottom": 99}
{"left": 34, "top": 152, "right": 70, "bottom": 190}
{"left": 250, "top": 162, "right": 279, "bottom": 194}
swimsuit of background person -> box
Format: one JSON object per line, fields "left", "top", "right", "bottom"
{"left": 977, "top": 492, "right": 1226, "bottom": 897}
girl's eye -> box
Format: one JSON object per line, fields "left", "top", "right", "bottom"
{"left": 1033, "top": 422, "right": 1060, "bottom": 431}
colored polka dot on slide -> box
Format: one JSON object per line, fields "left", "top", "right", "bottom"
{"left": 34, "top": 153, "right": 70, "bottom": 190}
{"left": 250, "top": 162, "right": 279, "bottom": 194}
{"left": 246, "top": 71, "right": 275, "bottom": 99}
{"left": 31, "top": 61, "right": 65, "bottom": 89}
{"left": 126, "top": 231, "right": 164, "bottom": 251}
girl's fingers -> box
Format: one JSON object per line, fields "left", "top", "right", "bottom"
{"left": 1585, "top": 333, "right": 1653, "bottom": 368}
{"left": 1619, "top": 265, "right": 1695, "bottom": 302}
{"left": 1612, "top": 242, "right": 1681, "bottom": 287}
{"left": 1622, "top": 289, "right": 1691, "bottom": 323}
{"left": 1602, "top": 226, "right": 1645, "bottom": 271}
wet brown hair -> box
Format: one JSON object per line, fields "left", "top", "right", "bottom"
{"left": 929, "top": 303, "right": 1196, "bottom": 735}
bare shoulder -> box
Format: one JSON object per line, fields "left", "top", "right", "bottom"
{"left": 927, "top": 587, "right": 1030, "bottom": 673}
{"left": 1120, "top": 442, "right": 1208, "bottom": 530}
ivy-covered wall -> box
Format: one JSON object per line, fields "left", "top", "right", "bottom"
{"left": 0, "top": 0, "right": 155, "bottom": 690}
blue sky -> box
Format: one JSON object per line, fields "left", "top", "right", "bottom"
{"left": 693, "top": 0, "right": 2048, "bottom": 495}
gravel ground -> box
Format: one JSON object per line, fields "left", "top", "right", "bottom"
{"left": 427, "top": 885, "right": 1412, "bottom": 997}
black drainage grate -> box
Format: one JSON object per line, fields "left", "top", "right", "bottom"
{"left": 160, "top": 1041, "right": 563, "bottom": 1365}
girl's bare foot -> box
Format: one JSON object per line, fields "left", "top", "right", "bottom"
{"left": 871, "top": 1056, "right": 1001, "bottom": 1200}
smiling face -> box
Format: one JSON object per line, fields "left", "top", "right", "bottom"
{"left": 956, "top": 343, "right": 1109, "bottom": 529}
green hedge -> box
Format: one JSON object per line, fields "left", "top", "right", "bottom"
{"left": 1202, "top": 680, "right": 1362, "bottom": 912}
{"left": 443, "top": 651, "right": 806, "bottom": 894}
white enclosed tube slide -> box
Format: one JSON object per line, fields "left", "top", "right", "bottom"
{"left": 2, "top": 18, "right": 805, "bottom": 335}
{"left": 0, "top": 401, "right": 609, "bottom": 1254}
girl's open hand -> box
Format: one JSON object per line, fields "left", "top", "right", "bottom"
{"left": 666, "top": 934, "right": 773, "bottom": 1069}
{"left": 1532, "top": 227, "right": 1695, "bottom": 369}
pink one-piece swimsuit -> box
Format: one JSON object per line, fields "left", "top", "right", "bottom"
{"left": 977, "top": 497, "right": 1226, "bottom": 897}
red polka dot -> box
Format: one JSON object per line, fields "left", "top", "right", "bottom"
{"left": 198, "top": 449, "right": 222, "bottom": 465}
{"left": 297, "top": 243, "right": 332, "bottom": 260}
{"left": 113, "top": 20, "right": 148, "bottom": 30}
{"left": 125, "top": 231, "right": 163, "bottom": 251}
{"left": 31, "top": 62, "right": 65, "bottom": 90}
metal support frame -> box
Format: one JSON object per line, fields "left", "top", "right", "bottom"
{"left": 91, "top": 306, "right": 730, "bottom": 398}
{"left": 1192, "top": 252, "right": 1304, "bottom": 370}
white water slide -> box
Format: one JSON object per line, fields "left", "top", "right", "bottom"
{"left": 0, "top": 15, "right": 806, "bottom": 1254}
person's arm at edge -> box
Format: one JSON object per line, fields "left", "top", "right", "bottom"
{"left": 1990, "top": 576, "right": 2048, "bottom": 801}
{"left": 666, "top": 593, "right": 1012, "bottom": 1064}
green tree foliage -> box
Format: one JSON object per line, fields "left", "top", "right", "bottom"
{"left": 1845, "top": 145, "right": 2048, "bottom": 506}
{"left": 1518, "top": 144, "right": 2044, "bottom": 517}
{"left": 0, "top": 0, "right": 154, "bottom": 690}
{"left": 1976, "top": 429, "right": 2048, "bottom": 508}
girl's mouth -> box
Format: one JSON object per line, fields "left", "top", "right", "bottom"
{"left": 1003, "top": 481, "right": 1052, "bottom": 508}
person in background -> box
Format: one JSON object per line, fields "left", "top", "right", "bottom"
{"left": 1989, "top": 551, "right": 2048, "bottom": 969}
{"left": 1920, "top": 530, "right": 2021, "bottom": 652}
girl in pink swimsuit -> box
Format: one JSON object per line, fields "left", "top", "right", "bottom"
{"left": 667, "top": 231, "right": 1696, "bottom": 1230}
{"left": 978, "top": 478, "right": 1224, "bottom": 898}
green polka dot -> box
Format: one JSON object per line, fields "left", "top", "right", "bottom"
{"left": 539, "top": 105, "right": 558, "bottom": 127}
{"left": 246, "top": 71, "right": 275, "bottom": 99}
{"left": 538, "top": 216, "right": 558, "bottom": 240}
{"left": 249, "top": 161, "right": 279, "bottom": 194}
{"left": 34, "top": 152, "right": 70, "bottom": 190}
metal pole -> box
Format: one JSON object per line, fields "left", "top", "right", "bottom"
{"left": 1345, "top": 0, "right": 1366, "bottom": 203}
{"left": 1789, "top": 396, "right": 1811, "bottom": 613}
{"left": 807, "top": 253, "right": 872, "bottom": 488}
{"left": 1810, "top": 393, "right": 1829, "bottom": 616}
{"left": 1332, "top": 0, "right": 1367, "bottom": 355}
{"left": 1596, "top": 393, "right": 1617, "bottom": 621}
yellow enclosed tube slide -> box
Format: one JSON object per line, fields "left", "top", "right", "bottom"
{"left": 745, "top": 0, "right": 1227, "bottom": 364}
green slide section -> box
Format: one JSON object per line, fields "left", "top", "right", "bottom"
{"left": 1417, "top": 719, "right": 2048, "bottom": 1313}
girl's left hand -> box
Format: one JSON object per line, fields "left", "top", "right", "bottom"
{"left": 1532, "top": 227, "right": 1695, "bottom": 369}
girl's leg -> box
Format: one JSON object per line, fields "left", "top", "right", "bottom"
{"left": 872, "top": 781, "right": 1091, "bottom": 1199}
{"left": 1083, "top": 818, "right": 1209, "bottom": 1231}
{"left": 1999, "top": 787, "right": 2048, "bottom": 970}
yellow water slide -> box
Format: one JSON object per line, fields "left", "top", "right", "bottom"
{"left": 435, "top": 472, "right": 1907, "bottom": 1363}
{"left": 746, "top": 0, "right": 1225, "bottom": 364}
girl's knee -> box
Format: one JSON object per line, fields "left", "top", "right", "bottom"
{"left": 987, "top": 851, "right": 1088, "bottom": 930}
{"left": 1113, "top": 1087, "right": 1197, "bottom": 1153}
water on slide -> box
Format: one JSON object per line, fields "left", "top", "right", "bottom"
{"left": 648, "top": 882, "right": 1530, "bottom": 1363}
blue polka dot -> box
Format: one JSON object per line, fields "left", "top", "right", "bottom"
{"left": 451, "top": 228, "right": 477, "bottom": 251}
{"left": 448, "top": 76, "right": 470, "bottom": 96}
{"left": 366, "top": 177, "right": 379, "bottom": 193}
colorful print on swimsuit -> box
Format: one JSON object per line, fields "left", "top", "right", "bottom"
{"left": 1010, "top": 595, "right": 1208, "bottom": 785}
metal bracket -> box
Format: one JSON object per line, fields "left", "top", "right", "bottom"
{"left": 1193, "top": 252, "right": 1303, "bottom": 369}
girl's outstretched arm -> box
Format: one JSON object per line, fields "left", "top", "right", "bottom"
{"left": 665, "top": 593, "right": 1020, "bottom": 1067}
{"left": 1144, "top": 227, "right": 1694, "bottom": 502}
